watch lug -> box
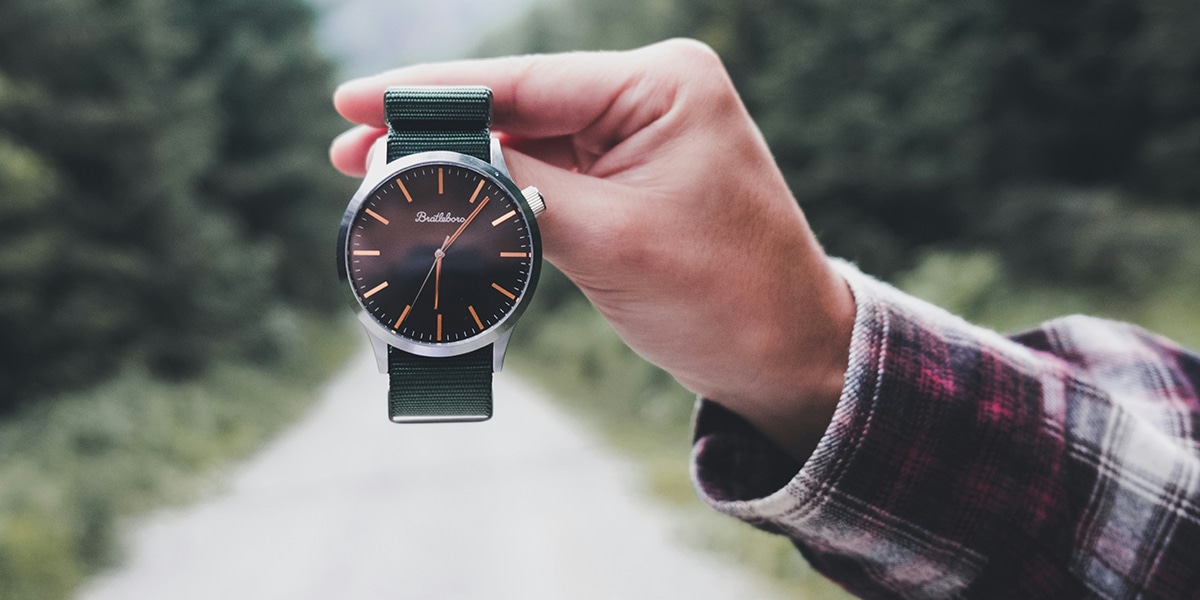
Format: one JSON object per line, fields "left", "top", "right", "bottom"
{"left": 489, "top": 138, "right": 511, "bottom": 178}
{"left": 360, "top": 322, "right": 390, "bottom": 374}
{"left": 366, "top": 134, "right": 390, "bottom": 176}
{"left": 492, "top": 329, "right": 514, "bottom": 372}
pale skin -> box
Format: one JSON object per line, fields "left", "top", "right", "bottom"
{"left": 330, "top": 39, "right": 856, "bottom": 463}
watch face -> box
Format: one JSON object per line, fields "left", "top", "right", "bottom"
{"left": 344, "top": 159, "right": 539, "bottom": 349}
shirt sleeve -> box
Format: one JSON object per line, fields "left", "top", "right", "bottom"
{"left": 691, "top": 260, "right": 1200, "bottom": 599}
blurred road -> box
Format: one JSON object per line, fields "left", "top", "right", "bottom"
{"left": 77, "top": 345, "right": 778, "bottom": 600}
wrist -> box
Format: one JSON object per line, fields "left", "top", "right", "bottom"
{"left": 711, "top": 256, "right": 855, "bottom": 462}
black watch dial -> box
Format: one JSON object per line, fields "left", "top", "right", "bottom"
{"left": 346, "top": 162, "right": 536, "bottom": 344}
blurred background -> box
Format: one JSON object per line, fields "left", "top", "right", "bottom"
{"left": 2, "top": 0, "right": 1198, "bottom": 597}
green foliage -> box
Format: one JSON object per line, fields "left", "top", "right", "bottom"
{"left": 899, "top": 207, "right": 1200, "bottom": 350}
{"left": 175, "top": 0, "right": 350, "bottom": 311}
{"left": 1132, "top": 1, "right": 1200, "bottom": 201}
{"left": 0, "top": 318, "right": 356, "bottom": 600}
{"left": 984, "top": 186, "right": 1196, "bottom": 293}
{"left": 481, "top": 0, "right": 676, "bottom": 54}
{"left": 0, "top": 510, "right": 82, "bottom": 600}
{"left": 0, "top": 0, "right": 353, "bottom": 409}
{"left": 746, "top": 0, "right": 996, "bottom": 274}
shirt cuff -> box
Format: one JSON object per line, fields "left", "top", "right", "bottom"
{"left": 690, "top": 258, "right": 1021, "bottom": 529}
{"left": 689, "top": 259, "right": 878, "bottom": 523}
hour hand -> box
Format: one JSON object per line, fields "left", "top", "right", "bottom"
{"left": 410, "top": 237, "right": 448, "bottom": 310}
{"left": 434, "top": 249, "right": 443, "bottom": 309}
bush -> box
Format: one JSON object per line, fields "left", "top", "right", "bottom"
{"left": 0, "top": 317, "right": 355, "bottom": 600}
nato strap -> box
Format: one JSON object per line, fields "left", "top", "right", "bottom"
{"left": 384, "top": 86, "right": 492, "bottom": 162}
{"left": 383, "top": 86, "right": 496, "bottom": 422}
{"left": 388, "top": 345, "right": 493, "bottom": 422}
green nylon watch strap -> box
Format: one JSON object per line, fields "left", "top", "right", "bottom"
{"left": 384, "top": 86, "right": 496, "bottom": 422}
{"left": 388, "top": 345, "right": 493, "bottom": 421}
{"left": 384, "top": 87, "right": 492, "bottom": 162}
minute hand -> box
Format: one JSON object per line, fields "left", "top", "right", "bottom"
{"left": 442, "top": 196, "right": 490, "bottom": 252}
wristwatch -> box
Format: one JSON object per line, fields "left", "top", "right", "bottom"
{"left": 337, "top": 86, "right": 545, "bottom": 423}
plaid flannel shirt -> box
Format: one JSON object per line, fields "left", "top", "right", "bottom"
{"left": 691, "top": 261, "right": 1200, "bottom": 599}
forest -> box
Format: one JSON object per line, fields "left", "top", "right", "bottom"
{"left": 0, "top": 0, "right": 353, "bottom": 407}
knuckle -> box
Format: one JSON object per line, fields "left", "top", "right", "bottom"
{"left": 657, "top": 38, "right": 723, "bottom": 70}
{"left": 649, "top": 39, "right": 739, "bottom": 115}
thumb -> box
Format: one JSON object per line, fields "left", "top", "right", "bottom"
{"left": 501, "top": 147, "right": 631, "bottom": 278}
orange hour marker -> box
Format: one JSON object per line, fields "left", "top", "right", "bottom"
{"left": 499, "top": 252, "right": 528, "bottom": 258}
{"left": 491, "top": 210, "right": 516, "bottom": 227}
{"left": 353, "top": 250, "right": 381, "bottom": 256}
{"left": 491, "top": 283, "right": 516, "bottom": 300}
{"left": 396, "top": 179, "right": 414, "bottom": 203}
{"left": 468, "top": 305, "right": 484, "bottom": 330}
{"left": 437, "top": 313, "right": 443, "bottom": 341}
{"left": 363, "top": 281, "right": 389, "bottom": 299}
{"left": 438, "top": 168, "right": 444, "bottom": 195}
{"left": 393, "top": 305, "right": 412, "bottom": 329}
{"left": 364, "top": 208, "right": 389, "bottom": 225}
{"left": 467, "top": 179, "right": 485, "bottom": 204}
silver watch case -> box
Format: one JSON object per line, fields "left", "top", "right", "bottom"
{"left": 337, "top": 136, "right": 542, "bottom": 374}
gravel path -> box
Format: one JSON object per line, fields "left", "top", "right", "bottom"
{"left": 77, "top": 345, "right": 779, "bottom": 600}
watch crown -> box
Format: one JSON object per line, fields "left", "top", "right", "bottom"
{"left": 522, "top": 186, "right": 546, "bottom": 218}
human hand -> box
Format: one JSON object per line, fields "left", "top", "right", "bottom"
{"left": 330, "top": 39, "right": 855, "bottom": 461}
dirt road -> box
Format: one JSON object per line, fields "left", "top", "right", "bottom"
{"left": 77, "top": 346, "right": 779, "bottom": 599}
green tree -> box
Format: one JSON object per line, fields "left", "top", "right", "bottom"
{"left": 175, "top": 0, "right": 350, "bottom": 312}
{"left": 718, "top": 0, "right": 998, "bottom": 275}
{"left": 1127, "top": 0, "right": 1200, "bottom": 202}
{"left": 0, "top": 0, "right": 349, "bottom": 409}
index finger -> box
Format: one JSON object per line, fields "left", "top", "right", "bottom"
{"left": 332, "top": 41, "right": 679, "bottom": 141}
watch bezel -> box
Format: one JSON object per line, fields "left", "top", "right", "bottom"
{"left": 337, "top": 149, "right": 542, "bottom": 359}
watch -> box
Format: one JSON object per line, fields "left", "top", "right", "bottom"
{"left": 337, "top": 86, "right": 545, "bottom": 423}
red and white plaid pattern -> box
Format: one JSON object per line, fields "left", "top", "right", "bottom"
{"left": 692, "top": 261, "right": 1200, "bottom": 599}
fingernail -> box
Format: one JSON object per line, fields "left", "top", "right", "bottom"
{"left": 335, "top": 76, "right": 374, "bottom": 98}
{"left": 331, "top": 126, "right": 358, "bottom": 145}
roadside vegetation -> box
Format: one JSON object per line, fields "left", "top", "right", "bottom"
{"left": 0, "top": 319, "right": 356, "bottom": 600}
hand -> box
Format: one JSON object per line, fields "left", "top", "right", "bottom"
{"left": 331, "top": 39, "right": 855, "bottom": 461}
